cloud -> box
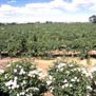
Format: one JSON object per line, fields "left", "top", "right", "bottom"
{"left": 0, "top": 0, "right": 96, "bottom": 23}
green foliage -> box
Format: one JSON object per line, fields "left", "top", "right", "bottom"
{"left": 0, "top": 23, "right": 96, "bottom": 57}
{"left": 1, "top": 60, "right": 96, "bottom": 96}
{"left": 47, "top": 62, "right": 91, "bottom": 96}
{"left": 0, "top": 61, "right": 47, "bottom": 96}
{"left": 91, "top": 71, "right": 96, "bottom": 96}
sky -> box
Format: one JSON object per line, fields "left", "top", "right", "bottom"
{"left": 0, "top": 0, "right": 96, "bottom": 23}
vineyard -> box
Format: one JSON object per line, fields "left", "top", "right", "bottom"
{"left": 0, "top": 23, "right": 96, "bottom": 58}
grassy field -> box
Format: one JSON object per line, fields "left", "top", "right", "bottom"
{"left": 0, "top": 23, "right": 96, "bottom": 59}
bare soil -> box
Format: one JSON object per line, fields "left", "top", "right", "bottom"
{"left": 0, "top": 57, "right": 96, "bottom": 71}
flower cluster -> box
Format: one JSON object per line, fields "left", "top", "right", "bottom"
{"left": 47, "top": 62, "right": 91, "bottom": 96}
{"left": 1, "top": 60, "right": 96, "bottom": 96}
{"left": 0, "top": 61, "right": 47, "bottom": 96}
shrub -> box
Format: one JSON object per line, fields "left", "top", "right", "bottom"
{"left": 0, "top": 60, "right": 47, "bottom": 96}
{"left": 46, "top": 62, "right": 91, "bottom": 96}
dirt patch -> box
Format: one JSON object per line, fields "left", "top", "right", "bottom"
{"left": 34, "top": 59, "right": 55, "bottom": 73}
{"left": 0, "top": 57, "right": 55, "bottom": 72}
{"left": 0, "top": 57, "right": 21, "bottom": 69}
{"left": 43, "top": 92, "right": 53, "bottom": 96}
{"left": 0, "top": 57, "right": 96, "bottom": 71}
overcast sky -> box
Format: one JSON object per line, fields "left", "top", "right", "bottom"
{"left": 0, "top": 0, "right": 96, "bottom": 23}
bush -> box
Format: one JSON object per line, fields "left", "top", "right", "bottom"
{"left": 1, "top": 60, "right": 96, "bottom": 96}
{"left": 46, "top": 62, "right": 91, "bottom": 96}
{"left": 0, "top": 60, "right": 47, "bottom": 96}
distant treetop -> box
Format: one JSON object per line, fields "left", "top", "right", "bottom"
{"left": 89, "top": 15, "right": 96, "bottom": 23}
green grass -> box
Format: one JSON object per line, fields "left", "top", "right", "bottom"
{"left": 0, "top": 23, "right": 96, "bottom": 58}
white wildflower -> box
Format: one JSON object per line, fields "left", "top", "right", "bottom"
{"left": 69, "top": 64, "right": 74, "bottom": 67}
{"left": 19, "top": 68, "right": 26, "bottom": 75}
{"left": 20, "top": 92, "right": 25, "bottom": 95}
{"left": 71, "top": 77, "right": 78, "bottom": 82}
{"left": 66, "top": 70, "right": 70, "bottom": 74}
{"left": 62, "top": 83, "right": 72, "bottom": 89}
{"left": 48, "top": 75, "right": 53, "bottom": 80}
{"left": 46, "top": 80, "right": 52, "bottom": 86}
{"left": 59, "top": 68, "right": 64, "bottom": 72}
{"left": 18, "top": 65, "right": 22, "bottom": 68}
{"left": 63, "top": 79, "right": 68, "bottom": 83}
{"left": 57, "top": 63, "right": 66, "bottom": 69}
{"left": 32, "top": 87, "right": 39, "bottom": 91}
{"left": 17, "top": 93, "right": 20, "bottom": 96}
{"left": 72, "top": 68, "right": 78, "bottom": 71}
{"left": 5, "top": 78, "right": 19, "bottom": 90}
{"left": 26, "top": 87, "right": 39, "bottom": 92}
{"left": 28, "top": 70, "right": 38, "bottom": 77}
{"left": 77, "top": 68, "right": 81, "bottom": 72}
{"left": 26, "top": 93, "right": 33, "bottom": 96}
{"left": 74, "top": 77, "right": 77, "bottom": 80}
{"left": 0, "top": 69, "right": 4, "bottom": 74}
{"left": 87, "top": 86, "right": 92, "bottom": 91}
{"left": 14, "top": 76, "right": 18, "bottom": 80}
{"left": 23, "top": 80, "right": 26, "bottom": 85}
{"left": 62, "top": 85, "right": 65, "bottom": 89}
{"left": 77, "top": 79, "right": 80, "bottom": 82}
{"left": 21, "top": 80, "right": 26, "bottom": 86}
{"left": 71, "top": 78, "right": 76, "bottom": 82}
{"left": 4, "top": 74, "right": 8, "bottom": 79}
{"left": 14, "top": 69, "right": 17, "bottom": 73}
{"left": 38, "top": 72, "right": 47, "bottom": 79}
{"left": 16, "top": 64, "right": 19, "bottom": 68}
{"left": 28, "top": 70, "right": 38, "bottom": 75}
{"left": 5, "top": 80, "right": 13, "bottom": 87}
{"left": 64, "top": 83, "right": 69, "bottom": 87}
{"left": 69, "top": 84, "right": 72, "bottom": 87}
